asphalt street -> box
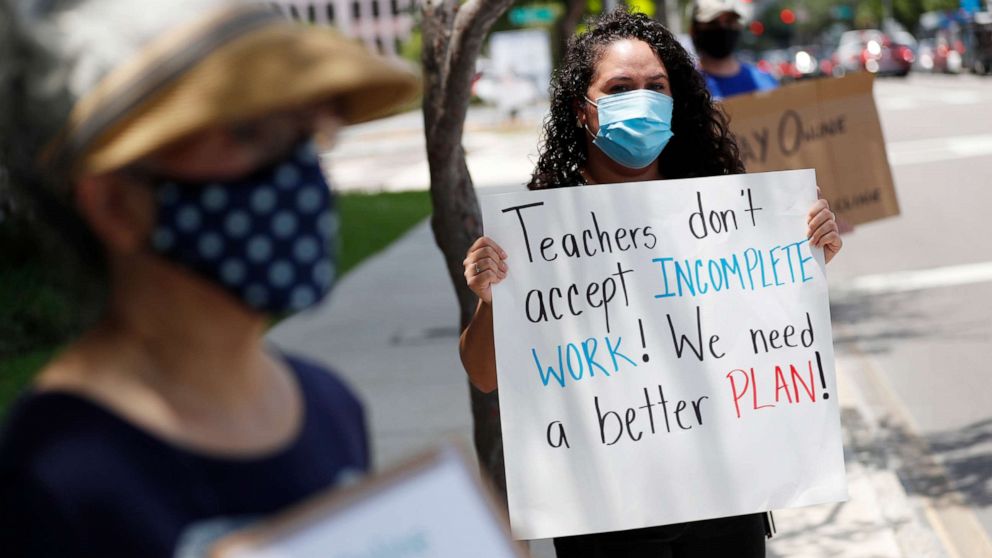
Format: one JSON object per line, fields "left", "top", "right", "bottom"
{"left": 830, "top": 72, "right": 992, "bottom": 557}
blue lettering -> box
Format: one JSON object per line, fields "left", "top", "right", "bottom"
{"left": 694, "top": 259, "right": 709, "bottom": 295}
{"left": 533, "top": 346, "right": 566, "bottom": 387}
{"left": 743, "top": 248, "right": 759, "bottom": 290}
{"left": 565, "top": 343, "right": 584, "bottom": 381}
{"left": 784, "top": 242, "right": 798, "bottom": 282}
{"left": 606, "top": 336, "right": 637, "bottom": 371}
{"left": 708, "top": 259, "right": 725, "bottom": 292}
{"left": 652, "top": 257, "right": 677, "bottom": 298}
{"left": 721, "top": 255, "right": 746, "bottom": 289}
{"left": 758, "top": 249, "right": 772, "bottom": 287}
{"left": 769, "top": 245, "right": 785, "bottom": 286}
{"left": 796, "top": 239, "right": 815, "bottom": 282}
{"left": 581, "top": 337, "right": 610, "bottom": 377}
{"left": 675, "top": 259, "right": 696, "bottom": 296}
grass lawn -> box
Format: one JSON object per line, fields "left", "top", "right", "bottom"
{"left": 337, "top": 190, "right": 432, "bottom": 276}
{"left": 0, "top": 189, "right": 432, "bottom": 414}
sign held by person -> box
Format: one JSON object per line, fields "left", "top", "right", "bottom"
{"left": 481, "top": 170, "right": 847, "bottom": 540}
{"left": 211, "top": 445, "right": 524, "bottom": 558}
{"left": 722, "top": 73, "right": 899, "bottom": 226}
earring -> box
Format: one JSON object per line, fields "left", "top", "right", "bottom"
{"left": 577, "top": 118, "right": 584, "bottom": 129}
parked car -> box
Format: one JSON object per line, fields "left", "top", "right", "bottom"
{"left": 917, "top": 11, "right": 966, "bottom": 73}
{"left": 758, "top": 49, "right": 801, "bottom": 82}
{"left": 835, "top": 29, "right": 913, "bottom": 76}
{"left": 790, "top": 46, "right": 826, "bottom": 79}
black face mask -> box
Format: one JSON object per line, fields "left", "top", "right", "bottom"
{"left": 693, "top": 27, "right": 741, "bottom": 60}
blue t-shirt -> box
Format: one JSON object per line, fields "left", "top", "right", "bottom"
{"left": 702, "top": 62, "right": 778, "bottom": 100}
{"left": 0, "top": 354, "right": 368, "bottom": 558}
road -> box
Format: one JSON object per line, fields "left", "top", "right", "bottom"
{"left": 830, "top": 72, "right": 992, "bottom": 557}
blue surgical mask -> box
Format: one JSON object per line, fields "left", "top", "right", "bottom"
{"left": 150, "top": 139, "right": 337, "bottom": 315}
{"left": 585, "top": 89, "right": 675, "bottom": 169}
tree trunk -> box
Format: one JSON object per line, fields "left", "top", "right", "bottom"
{"left": 654, "top": 0, "right": 669, "bottom": 26}
{"left": 554, "top": 0, "right": 588, "bottom": 68}
{"left": 420, "top": 0, "right": 514, "bottom": 504}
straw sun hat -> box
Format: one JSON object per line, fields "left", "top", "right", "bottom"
{"left": 4, "top": 0, "right": 419, "bottom": 179}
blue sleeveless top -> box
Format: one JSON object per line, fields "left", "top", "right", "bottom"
{"left": 0, "top": 353, "right": 368, "bottom": 557}
{"left": 703, "top": 62, "right": 778, "bottom": 100}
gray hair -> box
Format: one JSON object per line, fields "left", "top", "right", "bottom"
{"left": 0, "top": 0, "right": 243, "bottom": 196}
{"left": 0, "top": 0, "right": 252, "bottom": 335}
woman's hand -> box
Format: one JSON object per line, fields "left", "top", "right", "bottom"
{"left": 807, "top": 188, "right": 842, "bottom": 264}
{"left": 463, "top": 236, "right": 508, "bottom": 304}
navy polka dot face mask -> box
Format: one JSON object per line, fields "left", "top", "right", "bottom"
{"left": 150, "top": 140, "right": 337, "bottom": 315}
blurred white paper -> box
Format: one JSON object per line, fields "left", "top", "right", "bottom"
{"left": 211, "top": 446, "right": 523, "bottom": 558}
{"left": 480, "top": 170, "right": 847, "bottom": 540}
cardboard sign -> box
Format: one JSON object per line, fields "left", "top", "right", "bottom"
{"left": 211, "top": 446, "right": 525, "bottom": 558}
{"left": 480, "top": 170, "right": 847, "bottom": 540}
{"left": 721, "top": 73, "right": 899, "bottom": 226}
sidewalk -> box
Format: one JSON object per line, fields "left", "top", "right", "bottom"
{"left": 268, "top": 219, "right": 949, "bottom": 557}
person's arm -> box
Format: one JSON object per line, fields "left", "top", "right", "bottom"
{"left": 459, "top": 236, "right": 508, "bottom": 393}
{"left": 460, "top": 300, "right": 498, "bottom": 392}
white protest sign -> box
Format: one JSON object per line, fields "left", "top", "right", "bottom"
{"left": 480, "top": 169, "right": 847, "bottom": 540}
{"left": 211, "top": 446, "right": 524, "bottom": 558}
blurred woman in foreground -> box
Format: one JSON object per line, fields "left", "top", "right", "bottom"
{"left": 0, "top": 1, "right": 416, "bottom": 556}
{"left": 459, "top": 9, "right": 841, "bottom": 557}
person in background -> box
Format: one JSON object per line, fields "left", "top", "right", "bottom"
{"left": 691, "top": 0, "right": 777, "bottom": 99}
{"left": 691, "top": 0, "right": 856, "bottom": 235}
{"left": 0, "top": 1, "right": 417, "bottom": 556}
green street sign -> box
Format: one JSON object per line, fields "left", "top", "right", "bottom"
{"left": 509, "top": 5, "right": 561, "bottom": 26}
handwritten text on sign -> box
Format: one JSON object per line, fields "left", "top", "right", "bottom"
{"left": 481, "top": 170, "right": 847, "bottom": 540}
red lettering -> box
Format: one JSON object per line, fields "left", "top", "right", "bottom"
{"left": 774, "top": 365, "right": 794, "bottom": 403}
{"left": 750, "top": 367, "right": 776, "bottom": 412}
{"left": 726, "top": 368, "right": 749, "bottom": 419}
{"left": 791, "top": 362, "right": 816, "bottom": 402}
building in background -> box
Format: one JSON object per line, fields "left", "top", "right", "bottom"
{"left": 272, "top": 0, "right": 416, "bottom": 57}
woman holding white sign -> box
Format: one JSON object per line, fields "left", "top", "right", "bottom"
{"left": 460, "top": 9, "right": 842, "bottom": 558}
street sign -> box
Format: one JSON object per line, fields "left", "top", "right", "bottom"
{"left": 508, "top": 5, "right": 560, "bottom": 26}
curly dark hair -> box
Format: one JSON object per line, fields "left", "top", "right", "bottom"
{"left": 530, "top": 8, "right": 744, "bottom": 189}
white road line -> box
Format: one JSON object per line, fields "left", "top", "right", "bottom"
{"left": 886, "top": 133, "right": 992, "bottom": 166}
{"left": 833, "top": 261, "right": 992, "bottom": 296}
{"left": 876, "top": 89, "right": 988, "bottom": 111}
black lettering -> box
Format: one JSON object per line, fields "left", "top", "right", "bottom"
{"left": 615, "top": 227, "right": 630, "bottom": 251}
{"left": 546, "top": 421, "right": 570, "bottom": 448}
{"left": 581, "top": 229, "right": 597, "bottom": 257}
{"left": 642, "top": 226, "right": 658, "bottom": 249}
{"left": 692, "top": 396, "right": 709, "bottom": 425}
{"left": 540, "top": 236, "right": 557, "bottom": 262}
{"left": 625, "top": 408, "right": 643, "bottom": 441}
{"left": 562, "top": 234, "right": 580, "bottom": 258}
{"left": 778, "top": 109, "right": 803, "bottom": 156}
{"left": 525, "top": 290, "right": 547, "bottom": 323}
{"left": 501, "top": 202, "right": 544, "bottom": 263}
{"left": 688, "top": 191, "right": 709, "bottom": 239}
{"left": 612, "top": 262, "right": 634, "bottom": 307}
{"left": 675, "top": 400, "right": 691, "bottom": 430}
{"left": 595, "top": 396, "right": 623, "bottom": 445}
{"left": 591, "top": 211, "right": 613, "bottom": 254}
{"left": 639, "top": 387, "right": 657, "bottom": 434}
{"left": 801, "top": 312, "right": 815, "bottom": 346}
{"left": 548, "top": 287, "right": 564, "bottom": 320}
